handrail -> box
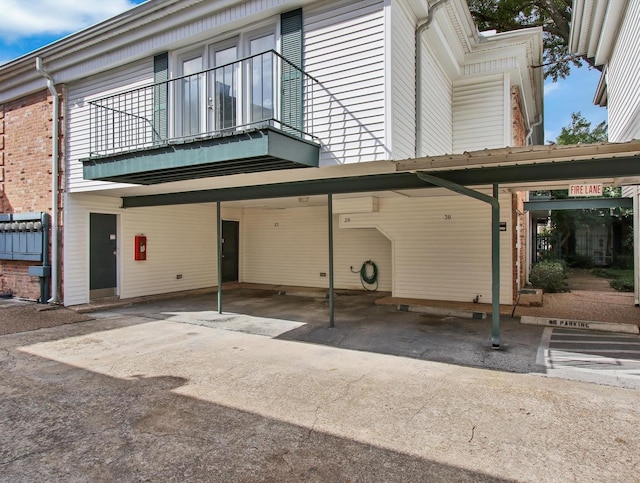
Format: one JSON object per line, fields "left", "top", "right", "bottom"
{"left": 88, "top": 101, "right": 162, "bottom": 140}
{"left": 87, "top": 49, "right": 318, "bottom": 156}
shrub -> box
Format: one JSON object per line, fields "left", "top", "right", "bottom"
{"left": 537, "top": 250, "right": 559, "bottom": 263}
{"left": 592, "top": 268, "right": 633, "bottom": 280}
{"left": 591, "top": 268, "right": 634, "bottom": 292}
{"left": 530, "top": 261, "right": 567, "bottom": 293}
{"left": 610, "top": 276, "right": 634, "bottom": 292}
{"left": 612, "top": 255, "right": 633, "bottom": 270}
{"left": 592, "top": 267, "right": 614, "bottom": 278}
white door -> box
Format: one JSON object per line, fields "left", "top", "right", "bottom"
{"left": 209, "top": 43, "right": 238, "bottom": 131}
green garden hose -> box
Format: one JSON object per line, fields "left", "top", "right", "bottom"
{"left": 352, "top": 260, "right": 378, "bottom": 291}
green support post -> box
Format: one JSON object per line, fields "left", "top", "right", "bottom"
{"left": 328, "top": 193, "right": 335, "bottom": 328}
{"left": 491, "top": 183, "right": 500, "bottom": 348}
{"left": 416, "top": 173, "right": 500, "bottom": 348}
{"left": 217, "top": 202, "right": 222, "bottom": 314}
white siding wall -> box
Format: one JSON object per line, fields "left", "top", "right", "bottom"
{"left": 242, "top": 205, "right": 392, "bottom": 291}
{"left": 338, "top": 193, "right": 513, "bottom": 304}
{"left": 420, "top": 41, "right": 453, "bottom": 155}
{"left": 64, "top": 192, "right": 512, "bottom": 305}
{"left": 390, "top": 0, "right": 416, "bottom": 159}
{"left": 304, "top": 0, "right": 388, "bottom": 165}
{"left": 65, "top": 0, "right": 389, "bottom": 189}
{"left": 50, "top": 0, "right": 297, "bottom": 85}
{"left": 452, "top": 74, "right": 507, "bottom": 153}
{"left": 64, "top": 193, "right": 222, "bottom": 306}
{"left": 66, "top": 59, "right": 154, "bottom": 192}
{"left": 607, "top": 0, "right": 640, "bottom": 142}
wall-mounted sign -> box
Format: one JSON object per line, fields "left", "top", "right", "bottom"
{"left": 568, "top": 183, "right": 603, "bottom": 197}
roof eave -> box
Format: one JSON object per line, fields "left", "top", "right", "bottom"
{"left": 569, "top": 0, "right": 626, "bottom": 65}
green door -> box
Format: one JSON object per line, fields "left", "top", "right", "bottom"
{"left": 222, "top": 220, "right": 239, "bottom": 282}
{"left": 90, "top": 213, "right": 117, "bottom": 298}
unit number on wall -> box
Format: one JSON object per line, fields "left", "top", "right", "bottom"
{"left": 444, "top": 214, "right": 452, "bottom": 220}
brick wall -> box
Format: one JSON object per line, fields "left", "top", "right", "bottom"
{"left": 511, "top": 86, "right": 526, "bottom": 147}
{"left": 510, "top": 86, "right": 527, "bottom": 301}
{"left": 511, "top": 192, "right": 527, "bottom": 302}
{"left": 0, "top": 89, "right": 63, "bottom": 300}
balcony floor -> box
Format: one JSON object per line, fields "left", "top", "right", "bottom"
{"left": 82, "top": 127, "right": 319, "bottom": 185}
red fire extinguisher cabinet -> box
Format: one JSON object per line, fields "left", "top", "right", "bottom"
{"left": 134, "top": 235, "right": 147, "bottom": 261}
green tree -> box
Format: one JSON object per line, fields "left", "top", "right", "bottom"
{"left": 555, "top": 112, "right": 608, "bottom": 145}
{"left": 467, "top": 0, "right": 601, "bottom": 81}
{"left": 535, "top": 113, "right": 633, "bottom": 266}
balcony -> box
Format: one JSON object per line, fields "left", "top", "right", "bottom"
{"left": 82, "top": 51, "right": 320, "bottom": 185}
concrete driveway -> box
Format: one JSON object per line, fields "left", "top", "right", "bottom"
{"left": 91, "top": 289, "right": 547, "bottom": 373}
{"left": 1, "top": 290, "right": 639, "bottom": 481}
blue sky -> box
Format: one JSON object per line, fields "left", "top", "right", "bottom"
{"left": 0, "top": 0, "right": 146, "bottom": 63}
{"left": 0, "top": 0, "right": 608, "bottom": 144}
{"left": 544, "top": 65, "right": 608, "bottom": 142}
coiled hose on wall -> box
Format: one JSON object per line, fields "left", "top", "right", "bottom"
{"left": 352, "top": 260, "right": 378, "bottom": 291}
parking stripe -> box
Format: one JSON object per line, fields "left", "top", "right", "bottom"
{"left": 537, "top": 328, "right": 640, "bottom": 385}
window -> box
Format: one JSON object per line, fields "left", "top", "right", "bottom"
{"left": 179, "top": 54, "right": 204, "bottom": 137}
{"left": 172, "top": 25, "right": 278, "bottom": 138}
{"left": 249, "top": 33, "right": 275, "bottom": 123}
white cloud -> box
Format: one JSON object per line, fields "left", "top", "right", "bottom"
{"left": 544, "top": 129, "right": 558, "bottom": 143}
{"left": 544, "top": 82, "right": 562, "bottom": 96}
{"left": 0, "top": 0, "right": 141, "bottom": 41}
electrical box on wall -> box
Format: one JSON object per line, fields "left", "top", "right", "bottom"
{"left": 134, "top": 235, "right": 147, "bottom": 261}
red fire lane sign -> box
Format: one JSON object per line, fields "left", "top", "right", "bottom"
{"left": 568, "top": 183, "right": 603, "bottom": 197}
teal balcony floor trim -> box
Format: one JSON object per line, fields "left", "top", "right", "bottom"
{"left": 525, "top": 197, "right": 633, "bottom": 211}
{"left": 81, "top": 127, "right": 319, "bottom": 185}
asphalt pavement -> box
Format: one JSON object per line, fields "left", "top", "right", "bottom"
{"left": 1, "top": 290, "right": 639, "bottom": 481}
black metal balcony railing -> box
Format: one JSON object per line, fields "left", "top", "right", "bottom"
{"left": 88, "top": 50, "right": 318, "bottom": 157}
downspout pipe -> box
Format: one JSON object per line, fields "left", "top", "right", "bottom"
{"left": 415, "top": 0, "right": 449, "bottom": 158}
{"left": 35, "top": 57, "right": 60, "bottom": 304}
{"left": 525, "top": 115, "right": 543, "bottom": 145}
{"left": 416, "top": 172, "right": 501, "bottom": 348}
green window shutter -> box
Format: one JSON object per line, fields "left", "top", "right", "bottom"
{"left": 153, "top": 53, "right": 169, "bottom": 142}
{"left": 280, "top": 9, "right": 303, "bottom": 134}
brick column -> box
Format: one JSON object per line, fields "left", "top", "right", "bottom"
{"left": 0, "top": 90, "right": 57, "bottom": 299}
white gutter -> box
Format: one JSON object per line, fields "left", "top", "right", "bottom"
{"left": 35, "top": 57, "right": 60, "bottom": 304}
{"left": 415, "top": 0, "right": 449, "bottom": 158}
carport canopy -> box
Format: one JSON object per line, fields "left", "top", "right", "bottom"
{"left": 123, "top": 141, "right": 640, "bottom": 208}
{"left": 120, "top": 140, "right": 640, "bottom": 348}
